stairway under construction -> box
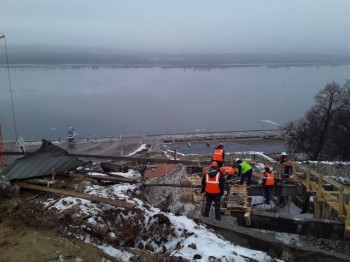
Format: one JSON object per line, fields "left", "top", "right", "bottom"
{"left": 222, "top": 184, "right": 252, "bottom": 225}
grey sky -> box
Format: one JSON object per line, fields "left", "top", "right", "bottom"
{"left": 1, "top": 0, "right": 350, "bottom": 53}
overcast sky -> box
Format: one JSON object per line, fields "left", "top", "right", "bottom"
{"left": 1, "top": 0, "right": 350, "bottom": 53}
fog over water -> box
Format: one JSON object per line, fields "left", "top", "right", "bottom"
{"left": 2, "top": 1, "right": 350, "bottom": 54}
{"left": 1, "top": 64, "right": 350, "bottom": 141}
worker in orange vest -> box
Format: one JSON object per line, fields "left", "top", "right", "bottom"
{"left": 220, "top": 166, "right": 236, "bottom": 177}
{"left": 211, "top": 143, "right": 225, "bottom": 167}
{"left": 201, "top": 161, "right": 225, "bottom": 221}
{"left": 262, "top": 164, "right": 275, "bottom": 205}
{"left": 220, "top": 165, "right": 237, "bottom": 195}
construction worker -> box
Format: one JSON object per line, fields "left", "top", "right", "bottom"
{"left": 211, "top": 143, "right": 225, "bottom": 167}
{"left": 201, "top": 161, "right": 225, "bottom": 221}
{"left": 279, "top": 152, "right": 292, "bottom": 179}
{"left": 236, "top": 158, "right": 253, "bottom": 186}
{"left": 220, "top": 165, "right": 237, "bottom": 195}
{"left": 220, "top": 166, "right": 236, "bottom": 178}
{"left": 262, "top": 164, "right": 275, "bottom": 205}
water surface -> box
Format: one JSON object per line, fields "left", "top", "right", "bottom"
{"left": 1, "top": 64, "right": 349, "bottom": 141}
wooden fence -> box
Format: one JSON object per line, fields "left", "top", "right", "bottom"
{"left": 282, "top": 161, "right": 350, "bottom": 238}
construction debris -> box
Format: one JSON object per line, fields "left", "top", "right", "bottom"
{"left": 1, "top": 139, "right": 350, "bottom": 261}
{"left": 0, "top": 175, "right": 19, "bottom": 197}
{"left": 1, "top": 140, "right": 85, "bottom": 181}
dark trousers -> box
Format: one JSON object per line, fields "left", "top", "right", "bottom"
{"left": 240, "top": 169, "right": 252, "bottom": 186}
{"left": 263, "top": 186, "right": 273, "bottom": 204}
{"left": 283, "top": 167, "right": 291, "bottom": 179}
{"left": 203, "top": 193, "right": 221, "bottom": 220}
{"left": 216, "top": 161, "right": 223, "bottom": 168}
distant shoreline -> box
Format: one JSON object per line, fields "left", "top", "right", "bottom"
{"left": 2, "top": 49, "right": 350, "bottom": 68}
{"left": 1, "top": 62, "right": 349, "bottom": 69}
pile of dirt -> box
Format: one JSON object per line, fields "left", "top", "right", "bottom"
{"left": 0, "top": 171, "right": 198, "bottom": 261}
{"left": 0, "top": 220, "right": 115, "bottom": 262}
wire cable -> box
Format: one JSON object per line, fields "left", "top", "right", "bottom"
{"left": 0, "top": 32, "right": 18, "bottom": 143}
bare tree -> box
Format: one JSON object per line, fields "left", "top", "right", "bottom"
{"left": 283, "top": 81, "right": 350, "bottom": 161}
{"left": 326, "top": 80, "right": 350, "bottom": 160}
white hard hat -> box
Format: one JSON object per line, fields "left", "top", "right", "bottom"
{"left": 281, "top": 152, "right": 287, "bottom": 156}
{"left": 235, "top": 158, "right": 240, "bottom": 162}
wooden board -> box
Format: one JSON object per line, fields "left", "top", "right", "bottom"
{"left": 15, "top": 182, "right": 136, "bottom": 209}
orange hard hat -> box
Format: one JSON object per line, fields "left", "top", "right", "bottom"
{"left": 211, "top": 161, "right": 218, "bottom": 167}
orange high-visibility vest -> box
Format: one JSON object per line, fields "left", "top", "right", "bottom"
{"left": 220, "top": 166, "right": 235, "bottom": 176}
{"left": 213, "top": 149, "right": 224, "bottom": 161}
{"left": 205, "top": 172, "right": 221, "bottom": 194}
{"left": 264, "top": 171, "right": 275, "bottom": 186}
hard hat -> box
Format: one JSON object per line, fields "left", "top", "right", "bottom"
{"left": 211, "top": 161, "right": 218, "bottom": 167}
{"left": 235, "top": 158, "right": 240, "bottom": 162}
{"left": 281, "top": 152, "right": 287, "bottom": 156}
{"left": 219, "top": 143, "right": 224, "bottom": 147}
{"left": 264, "top": 164, "right": 270, "bottom": 169}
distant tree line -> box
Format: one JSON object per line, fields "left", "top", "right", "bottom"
{"left": 283, "top": 80, "right": 350, "bottom": 161}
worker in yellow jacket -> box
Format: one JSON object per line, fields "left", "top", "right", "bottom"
{"left": 236, "top": 158, "right": 253, "bottom": 186}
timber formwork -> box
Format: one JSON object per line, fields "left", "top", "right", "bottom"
{"left": 222, "top": 184, "right": 252, "bottom": 225}
{"left": 293, "top": 163, "right": 350, "bottom": 239}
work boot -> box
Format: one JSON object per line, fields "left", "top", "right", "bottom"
{"left": 215, "top": 216, "right": 221, "bottom": 221}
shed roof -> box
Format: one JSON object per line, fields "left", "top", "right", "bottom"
{"left": 1, "top": 140, "right": 85, "bottom": 181}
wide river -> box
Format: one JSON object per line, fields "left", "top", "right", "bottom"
{"left": 1, "top": 64, "right": 349, "bottom": 141}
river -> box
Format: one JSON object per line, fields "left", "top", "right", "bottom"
{"left": 1, "top": 64, "right": 349, "bottom": 141}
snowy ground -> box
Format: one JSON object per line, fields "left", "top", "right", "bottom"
{"left": 41, "top": 169, "right": 281, "bottom": 262}
{"left": 3, "top": 144, "right": 349, "bottom": 261}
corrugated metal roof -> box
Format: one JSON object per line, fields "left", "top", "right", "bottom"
{"left": 1, "top": 140, "right": 85, "bottom": 181}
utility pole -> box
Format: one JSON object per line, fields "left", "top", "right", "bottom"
{"left": 1, "top": 32, "right": 18, "bottom": 145}
{"left": 0, "top": 123, "right": 6, "bottom": 166}
{"left": 0, "top": 34, "right": 5, "bottom": 165}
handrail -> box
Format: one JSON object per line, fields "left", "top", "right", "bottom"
{"left": 297, "top": 163, "right": 350, "bottom": 194}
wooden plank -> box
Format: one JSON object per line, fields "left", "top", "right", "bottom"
{"left": 72, "top": 153, "right": 197, "bottom": 165}
{"left": 339, "top": 185, "right": 345, "bottom": 217}
{"left": 224, "top": 208, "right": 249, "bottom": 212}
{"left": 244, "top": 211, "right": 251, "bottom": 226}
{"left": 85, "top": 174, "right": 137, "bottom": 184}
{"left": 25, "top": 179, "right": 56, "bottom": 186}
{"left": 314, "top": 200, "right": 321, "bottom": 219}
{"left": 298, "top": 165, "right": 350, "bottom": 194}
{"left": 322, "top": 204, "right": 332, "bottom": 219}
{"left": 306, "top": 166, "right": 311, "bottom": 192}
{"left": 346, "top": 202, "right": 350, "bottom": 239}
{"left": 227, "top": 205, "right": 243, "bottom": 209}
{"left": 143, "top": 183, "right": 201, "bottom": 188}
{"left": 15, "top": 182, "right": 136, "bottom": 209}
{"left": 316, "top": 174, "right": 323, "bottom": 201}
{"left": 324, "top": 191, "right": 350, "bottom": 195}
